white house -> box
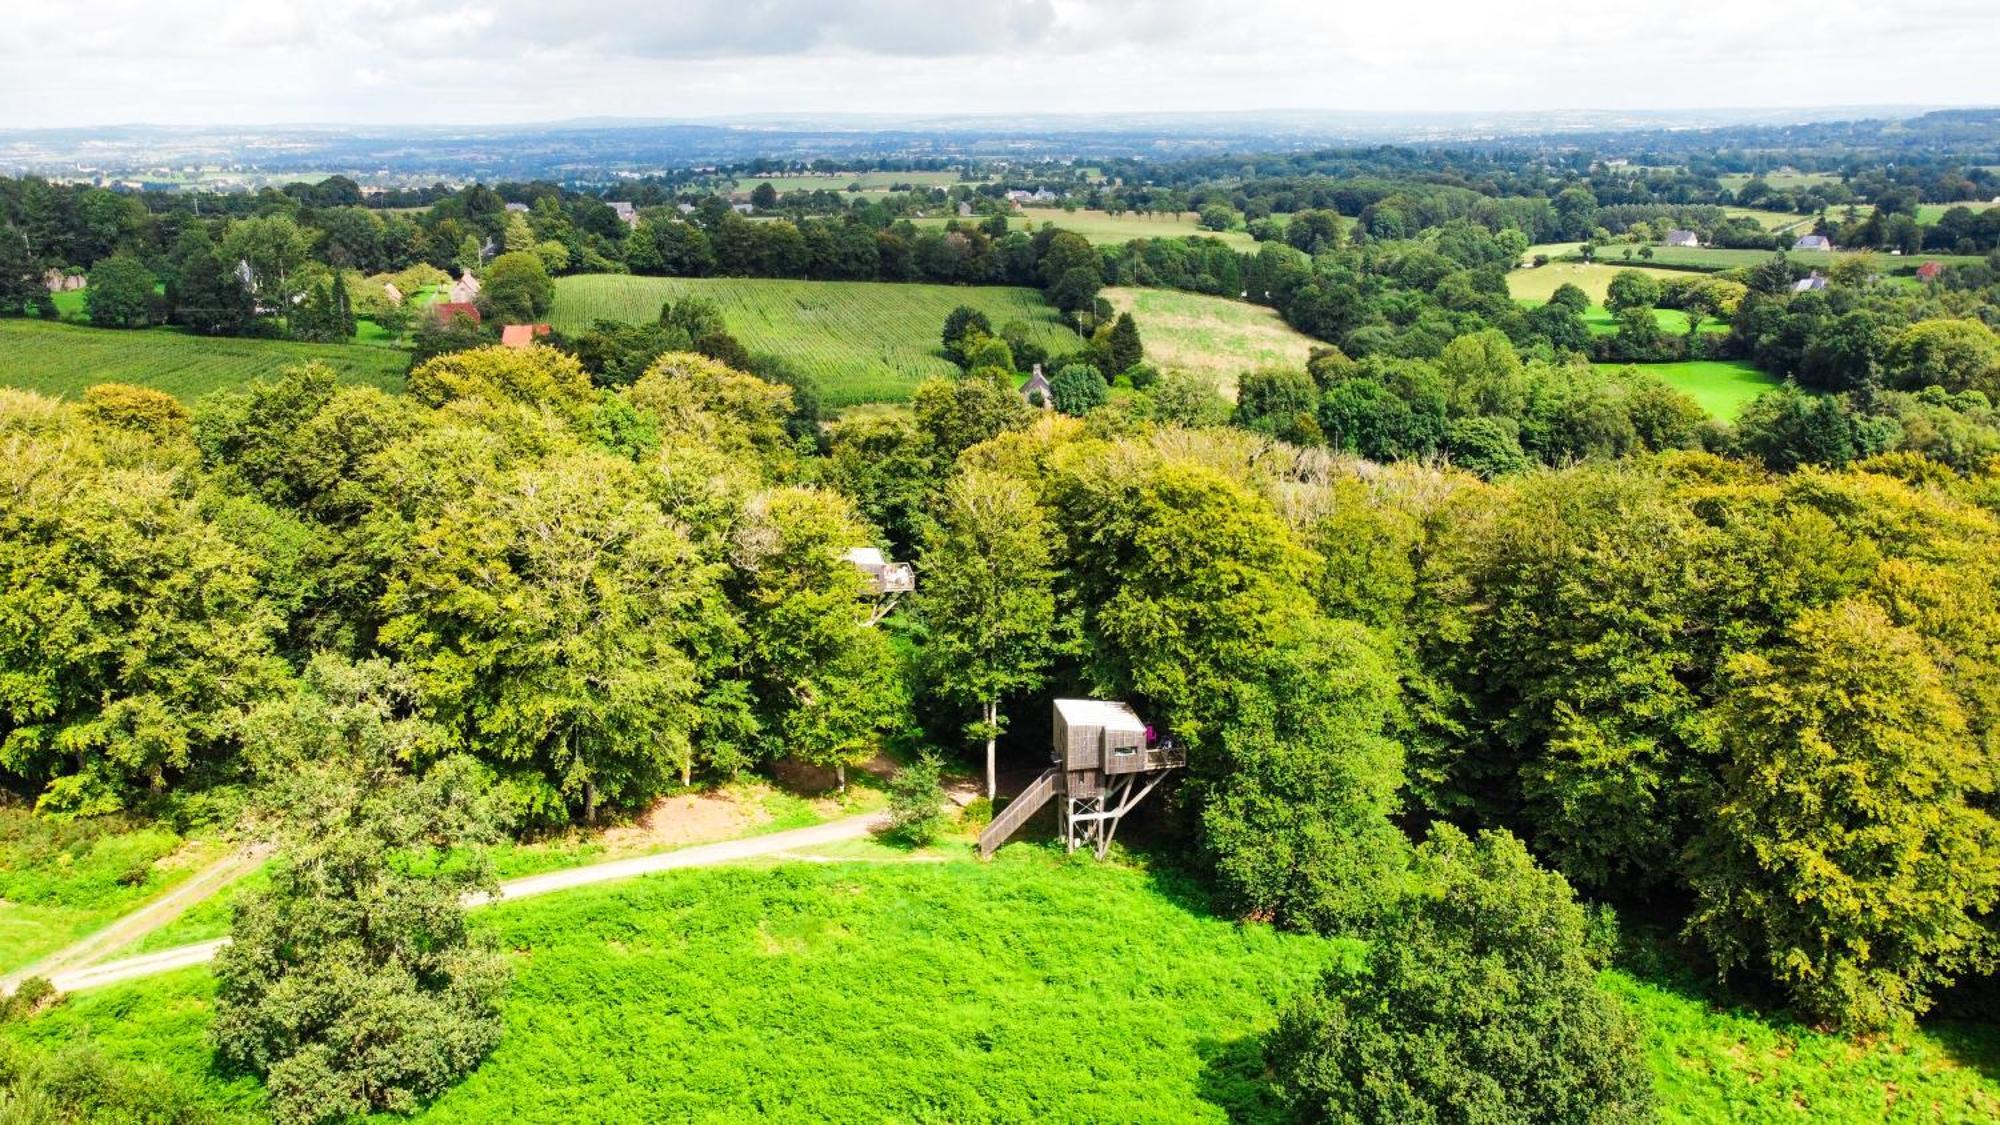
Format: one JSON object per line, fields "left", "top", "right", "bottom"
{"left": 608, "top": 201, "right": 638, "bottom": 226}
{"left": 1792, "top": 234, "right": 1833, "bottom": 252}
{"left": 1664, "top": 229, "right": 1701, "bottom": 248}
{"left": 448, "top": 270, "right": 481, "bottom": 304}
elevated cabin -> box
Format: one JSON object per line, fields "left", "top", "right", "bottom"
{"left": 978, "top": 698, "right": 1185, "bottom": 859}
{"left": 844, "top": 547, "right": 915, "bottom": 595}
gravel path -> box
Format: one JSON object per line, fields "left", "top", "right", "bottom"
{"left": 41, "top": 811, "right": 885, "bottom": 994}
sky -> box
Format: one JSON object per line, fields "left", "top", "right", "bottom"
{"left": 4, "top": 0, "right": 1997, "bottom": 128}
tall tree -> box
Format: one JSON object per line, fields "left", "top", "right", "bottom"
{"left": 917, "top": 470, "right": 1064, "bottom": 798}
{"left": 213, "top": 656, "right": 507, "bottom": 1125}
{"left": 1686, "top": 600, "right": 2000, "bottom": 1031}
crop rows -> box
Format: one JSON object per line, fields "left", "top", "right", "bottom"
{"left": 0, "top": 321, "right": 407, "bottom": 402}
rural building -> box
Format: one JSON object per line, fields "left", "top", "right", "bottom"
{"left": 433, "top": 301, "right": 481, "bottom": 324}
{"left": 957, "top": 201, "right": 973, "bottom": 217}
{"left": 504, "top": 202, "right": 529, "bottom": 213}
{"left": 1665, "top": 229, "right": 1701, "bottom": 248}
{"left": 1917, "top": 261, "right": 1944, "bottom": 281}
{"left": 1003, "top": 188, "right": 1058, "bottom": 205}
{"left": 1018, "top": 364, "right": 1053, "bottom": 408}
{"left": 731, "top": 203, "right": 754, "bottom": 215}
{"left": 978, "top": 699, "right": 1186, "bottom": 859}
{"left": 448, "top": 271, "right": 481, "bottom": 304}
{"left": 500, "top": 324, "right": 551, "bottom": 348}
{"left": 676, "top": 202, "right": 698, "bottom": 215}
{"left": 608, "top": 201, "right": 638, "bottom": 226}
{"left": 41, "top": 269, "right": 84, "bottom": 292}
{"left": 1793, "top": 234, "right": 1833, "bottom": 252}
{"left": 1792, "top": 273, "right": 1828, "bottom": 293}
{"left": 381, "top": 282, "right": 403, "bottom": 305}
{"left": 845, "top": 546, "right": 914, "bottom": 626}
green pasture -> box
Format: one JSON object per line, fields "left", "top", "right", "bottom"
{"left": 1101, "top": 286, "right": 1319, "bottom": 397}
{"left": 549, "top": 275, "right": 1081, "bottom": 406}
{"left": 0, "top": 320, "right": 408, "bottom": 402}
{"left": 1598, "top": 360, "right": 1780, "bottom": 420}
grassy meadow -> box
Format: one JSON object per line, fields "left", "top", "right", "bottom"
{"left": 548, "top": 275, "right": 1082, "bottom": 405}
{"left": 1915, "top": 199, "right": 2000, "bottom": 224}
{"left": 1008, "top": 208, "right": 1263, "bottom": 250}
{"left": 0, "top": 809, "right": 220, "bottom": 975}
{"left": 739, "top": 171, "right": 971, "bottom": 195}
{"left": 1508, "top": 261, "right": 1679, "bottom": 304}
{"left": 1589, "top": 245, "right": 1988, "bottom": 275}
{"left": 9, "top": 851, "right": 2000, "bottom": 1123}
{"left": 1101, "top": 286, "right": 1318, "bottom": 397}
{"left": 1600, "top": 360, "right": 1781, "bottom": 420}
{"left": 0, "top": 320, "right": 407, "bottom": 402}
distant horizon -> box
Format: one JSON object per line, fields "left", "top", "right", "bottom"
{"left": 7, "top": 1, "right": 1995, "bottom": 130}
{"left": 3, "top": 102, "right": 1989, "bottom": 136}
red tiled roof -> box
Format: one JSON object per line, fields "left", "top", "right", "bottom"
{"left": 500, "top": 324, "right": 552, "bottom": 347}
{"left": 434, "top": 302, "right": 481, "bottom": 324}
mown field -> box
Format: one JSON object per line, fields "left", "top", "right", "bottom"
{"left": 548, "top": 276, "right": 1082, "bottom": 405}
{"left": 9, "top": 852, "right": 2000, "bottom": 1123}
{"left": 738, "top": 171, "right": 971, "bottom": 194}
{"left": 1509, "top": 261, "right": 1680, "bottom": 304}
{"left": 1101, "top": 286, "right": 1317, "bottom": 397}
{"left": 1717, "top": 171, "right": 1843, "bottom": 193}
{"left": 0, "top": 320, "right": 407, "bottom": 401}
{"left": 1916, "top": 199, "right": 2000, "bottom": 224}
{"left": 1599, "top": 360, "right": 1781, "bottom": 420}
{"left": 1006, "top": 208, "right": 1263, "bottom": 251}
{"left": 1586, "top": 246, "right": 1989, "bottom": 275}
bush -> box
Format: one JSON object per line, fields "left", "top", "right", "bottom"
{"left": 1270, "top": 825, "right": 1654, "bottom": 1124}
{"left": 1048, "top": 363, "right": 1109, "bottom": 416}
{"left": 960, "top": 795, "right": 994, "bottom": 831}
{"left": 884, "top": 753, "right": 947, "bottom": 847}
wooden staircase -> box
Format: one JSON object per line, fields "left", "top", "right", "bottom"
{"left": 977, "top": 768, "right": 1058, "bottom": 858}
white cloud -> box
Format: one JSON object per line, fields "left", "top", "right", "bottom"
{"left": 0, "top": 0, "right": 1993, "bottom": 127}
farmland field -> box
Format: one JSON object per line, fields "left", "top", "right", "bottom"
{"left": 1508, "top": 261, "right": 1681, "bottom": 304}
{"left": 1916, "top": 199, "right": 2000, "bottom": 223}
{"left": 736, "top": 171, "right": 971, "bottom": 194}
{"left": 0, "top": 320, "right": 408, "bottom": 401}
{"left": 1102, "top": 286, "right": 1317, "bottom": 397}
{"left": 1717, "top": 171, "right": 1842, "bottom": 193}
{"left": 549, "top": 275, "right": 1082, "bottom": 406}
{"left": 1579, "top": 306, "right": 1728, "bottom": 338}
{"left": 1720, "top": 206, "right": 1816, "bottom": 232}
{"left": 1582, "top": 245, "right": 1989, "bottom": 275}
{"left": 9, "top": 854, "right": 2000, "bottom": 1123}
{"left": 1598, "top": 360, "right": 1781, "bottom": 420}
{"left": 1002, "top": 208, "right": 1264, "bottom": 250}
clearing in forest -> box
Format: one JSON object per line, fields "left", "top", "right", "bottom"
{"left": 1100, "top": 286, "right": 1317, "bottom": 398}
{"left": 1596, "top": 359, "right": 1781, "bottom": 420}
{"left": 548, "top": 275, "right": 1082, "bottom": 406}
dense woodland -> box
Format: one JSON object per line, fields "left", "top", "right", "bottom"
{"left": 6, "top": 114, "right": 2000, "bottom": 1122}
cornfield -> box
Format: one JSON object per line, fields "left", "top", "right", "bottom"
{"left": 0, "top": 321, "right": 407, "bottom": 402}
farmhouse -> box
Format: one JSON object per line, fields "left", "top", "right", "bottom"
{"left": 1792, "top": 272, "right": 1828, "bottom": 293}
{"left": 1665, "top": 229, "right": 1701, "bottom": 248}
{"left": 608, "top": 201, "right": 638, "bottom": 226}
{"left": 433, "top": 301, "right": 481, "bottom": 324}
{"left": 500, "top": 324, "right": 551, "bottom": 348}
{"left": 1793, "top": 234, "right": 1833, "bottom": 252}
{"left": 381, "top": 282, "right": 403, "bottom": 305}
{"left": 1019, "top": 364, "right": 1053, "bottom": 408}
{"left": 448, "top": 270, "right": 481, "bottom": 304}
{"left": 41, "top": 268, "right": 84, "bottom": 292}
{"left": 731, "top": 203, "right": 755, "bottom": 215}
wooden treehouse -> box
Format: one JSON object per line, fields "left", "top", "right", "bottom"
{"left": 977, "top": 699, "right": 1185, "bottom": 860}
{"left": 845, "top": 546, "right": 914, "bottom": 625}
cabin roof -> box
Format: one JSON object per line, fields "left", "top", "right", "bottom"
{"left": 1053, "top": 698, "right": 1146, "bottom": 734}
{"left": 844, "top": 546, "right": 887, "bottom": 570}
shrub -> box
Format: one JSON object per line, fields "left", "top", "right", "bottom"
{"left": 884, "top": 753, "right": 947, "bottom": 846}
{"left": 1048, "top": 363, "right": 1108, "bottom": 416}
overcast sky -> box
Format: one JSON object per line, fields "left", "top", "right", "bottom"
{"left": 5, "top": 0, "right": 1996, "bottom": 128}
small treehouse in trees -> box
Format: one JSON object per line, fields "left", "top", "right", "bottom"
{"left": 978, "top": 699, "right": 1185, "bottom": 860}
{"left": 845, "top": 546, "right": 914, "bottom": 625}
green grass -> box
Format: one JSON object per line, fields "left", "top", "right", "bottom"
{"left": 8, "top": 856, "right": 1343, "bottom": 1123}
{"left": 548, "top": 275, "right": 1082, "bottom": 406}
{"left": 921, "top": 208, "right": 1262, "bottom": 251}
{"left": 0, "top": 808, "right": 215, "bottom": 974}
{"left": 1509, "top": 262, "right": 1681, "bottom": 304}
{"left": 1915, "top": 200, "right": 1999, "bottom": 224}
{"left": 1609, "top": 942, "right": 2000, "bottom": 1123}
{"left": 1571, "top": 305, "right": 1729, "bottom": 338}
{"left": 1582, "top": 246, "right": 1989, "bottom": 275}
{"left": 0, "top": 320, "right": 407, "bottom": 402}
{"left": 1597, "top": 360, "right": 1781, "bottom": 420}
{"left": 1719, "top": 207, "right": 1817, "bottom": 233}
{"left": 735, "top": 171, "right": 971, "bottom": 195}
{"left": 1718, "top": 172, "right": 1842, "bottom": 193}
{"left": 1101, "top": 287, "right": 1319, "bottom": 397}
{"left": 9, "top": 856, "right": 2000, "bottom": 1122}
